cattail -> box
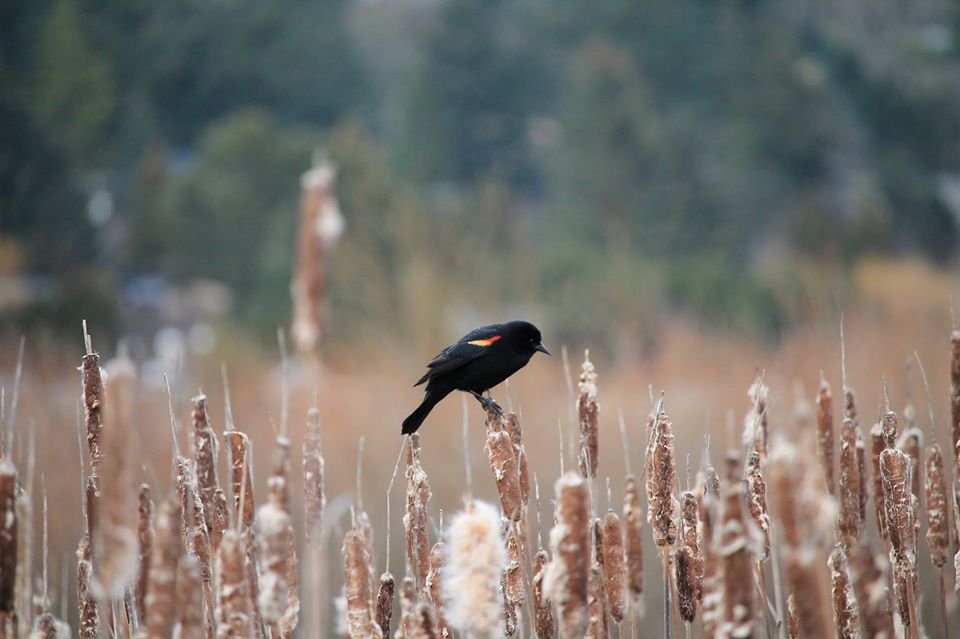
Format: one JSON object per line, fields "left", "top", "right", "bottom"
{"left": 443, "top": 500, "right": 505, "bottom": 639}
{"left": 718, "top": 473, "right": 756, "bottom": 639}
{"left": 532, "top": 549, "right": 554, "bottom": 639}
{"left": 600, "top": 511, "right": 627, "bottom": 623}
{"left": 870, "top": 423, "right": 887, "bottom": 539}
{"left": 786, "top": 595, "right": 799, "bottom": 639}
{"left": 375, "top": 573, "right": 394, "bottom": 639}
{"left": 828, "top": 545, "right": 861, "bottom": 639}
{"left": 675, "top": 492, "right": 702, "bottom": 625}
{"left": 744, "top": 452, "right": 770, "bottom": 560}
{"left": 576, "top": 352, "right": 599, "bottom": 478}
{"left": 175, "top": 553, "right": 205, "bottom": 639}
{"left": 699, "top": 485, "right": 722, "bottom": 639}
{"left": 425, "top": 542, "right": 449, "bottom": 637}
{"left": 76, "top": 536, "right": 100, "bottom": 639}
{"left": 28, "top": 613, "right": 70, "bottom": 638}
{"left": 404, "top": 434, "right": 432, "bottom": 588}
{"left": 848, "top": 544, "right": 895, "bottom": 639}
{"left": 216, "top": 529, "right": 253, "bottom": 638}
{"left": 742, "top": 376, "right": 769, "bottom": 462}
{"left": 543, "top": 473, "right": 589, "bottom": 638}
{"left": 342, "top": 528, "right": 381, "bottom": 639}
{"left": 0, "top": 457, "right": 16, "bottom": 626}
{"left": 145, "top": 501, "right": 180, "bottom": 639}
{"left": 92, "top": 355, "right": 138, "bottom": 600}
{"left": 503, "top": 413, "right": 530, "bottom": 507}
{"left": 837, "top": 418, "right": 862, "bottom": 549}
{"left": 584, "top": 565, "right": 608, "bottom": 639}
{"left": 855, "top": 426, "right": 867, "bottom": 527}
{"left": 926, "top": 443, "right": 950, "bottom": 567}
{"left": 266, "top": 434, "right": 299, "bottom": 638}
{"left": 135, "top": 484, "right": 154, "bottom": 625}
{"left": 897, "top": 428, "right": 923, "bottom": 501}
{"left": 879, "top": 446, "right": 918, "bottom": 632}
{"left": 191, "top": 394, "right": 225, "bottom": 550}
{"left": 484, "top": 408, "right": 522, "bottom": 522}
{"left": 502, "top": 573, "right": 518, "bottom": 638}
{"left": 257, "top": 487, "right": 298, "bottom": 637}
{"left": 224, "top": 432, "right": 254, "bottom": 533}
{"left": 647, "top": 411, "right": 677, "bottom": 547}
{"left": 81, "top": 331, "right": 104, "bottom": 482}
{"left": 950, "top": 328, "right": 960, "bottom": 453}
{"left": 769, "top": 440, "right": 832, "bottom": 638}
{"left": 302, "top": 406, "right": 325, "bottom": 544}
{"left": 502, "top": 521, "right": 525, "bottom": 610}
{"left": 621, "top": 474, "right": 643, "bottom": 604}
{"left": 815, "top": 374, "right": 835, "bottom": 495}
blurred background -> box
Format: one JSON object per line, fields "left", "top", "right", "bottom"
{"left": 4, "top": 1, "right": 960, "bottom": 633}
{"left": 3, "top": 0, "right": 960, "bottom": 358}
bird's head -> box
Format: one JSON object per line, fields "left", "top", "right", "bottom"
{"left": 503, "top": 320, "right": 550, "bottom": 357}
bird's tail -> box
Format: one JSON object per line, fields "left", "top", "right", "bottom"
{"left": 401, "top": 390, "right": 446, "bottom": 435}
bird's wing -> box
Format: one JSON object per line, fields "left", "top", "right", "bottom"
{"left": 414, "top": 324, "right": 503, "bottom": 386}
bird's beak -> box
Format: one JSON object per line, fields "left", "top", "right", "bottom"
{"left": 535, "top": 342, "right": 551, "bottom": 356}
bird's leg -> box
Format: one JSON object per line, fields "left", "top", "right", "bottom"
{"left": 470, "top": 390, "right": 503, "bottom": 418}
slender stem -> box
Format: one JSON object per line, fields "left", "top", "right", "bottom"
{"left": 938, "top": 568, "right": 949, "bottom": 639}
{"left": 662, "top": 547, "right": 673, "bottom": 639}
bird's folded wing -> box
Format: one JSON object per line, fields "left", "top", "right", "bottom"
{"left": 414, "top": 324, "right": 502, "bottom": 386}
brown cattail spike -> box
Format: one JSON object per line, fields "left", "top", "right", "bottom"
{"left": 374, "top": 572, "right": 394, "bottom": 639}
{"left": 576, "top": 352, "right": 599, "bottom": 478}
{"left": 950, "top": 328, "right": 960, "bottom": 454}
{"left": 76, "top": 536, "right": 100, "bottom": 639}
{"left": 837, "top": 418, "right": 862, "bottom": 550}
{"left": 718, "top": 473, "right": 756, "bottom": 639}
{"left": 816, "top": 374, "right": 835, "bottom": 496}
{"left": 622, "top": 474, "right": 643, "bottom": 604}
{"left": 532, "top": 549, "right": 555, "bottom": 639}
{"left": 342, "top": 528, "right": 381, "bottom": 639}
{"left": 404, "top": 434, "right": 432, "bottom": 589}
{"left": 647, "top": 409, "right": 677, "bottom": 547}
{"left": 175, "top": 553, "right": 205, "bottom": 639}
{"left": 145, "top": 501, "right": 180, "bottom": 639}
{"left": 484, "top": 408, "right": 523, "bottom": 522}
{"left": 0, "top": 458, "right": 17, "bottom": 624}
{"left": 870, "top": 423, "right": 888, "bottom": 540}
{"left": 600, "top": 510, "right": 627, "bottom": 623}
{"left": 191, "top": 394, "right": 225, "bottom": 550}
{"left": 828, "top": 545, "right": 862, "bottom": 639}
{"left": 879, "top": 446, "right": 918, "bottom": 632}
{"left": 425, "top": 542, "right": 449, "bottom": 637}
{"left": 134, "top": 484, "right": 154, "bottom": 626}
{"left": 216, "top": 529, "right": 253, "bottom": 638}
{"left": 745, "top": 451, "right": 771, "bottom": 560}
{"left": 302, "top": 406, "right": 325, "bottom": 545}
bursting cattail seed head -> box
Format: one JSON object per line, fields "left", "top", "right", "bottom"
{"left": 443, "top": 500, "right": 505, "bottom": 639}
{"left": 622, "top": 474, "right": 643, "bottom": 603}
{"left": 925, "top": 443, "right": 949, "bottom": 568}
{"left": 576, "top": 352, "right": 599, "bottom": 478}
{"left": 647, "top": 411, "right": 677, "bottom": 547}
{"left": 828, "top": 545, "right": 862, "bottom": 639}
{"left": 532, "top": 549, "right": 555, "bottom": 639}
{"left": 544, "top": 473, "right": 589, "bottom": 639}
{"left": 600, "top": 511, "right": 627, "bottom": 623}
{"left": 838, "top": 418, "right": 862, "bottom": 550}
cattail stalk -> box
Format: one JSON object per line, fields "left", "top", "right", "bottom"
{"left": 879, "top": 446, "right": 918, "bottom": 637}
{"left": 145, "top": 501, "right": 180, "bottom": 639}
{"left": 0, "top": 457, "right": 17, "bottom": 633}
{"left": 622, "top": 474, "right": 643, "bottom": 607}
{"left": 584, "top": 564, "right": 608, "bottom": 639}
{"left": 191, "top": 395, "right": 225, "bottom": 552}
{"left": 484, "top": 407, "right": 523, "bottom": 522}
{"left": 504, "top": 413, "right": 530, "bottom": 507}
{"left": 815, "top": 374, "right": 835, "bottom": 496}
{"left": 443, "top": 500, "right": 506, "bottom": 638}
{"left": 135, "top": 485, "right": 154, "bottom": 627}
{"left": 76, "top": 536, "right": 99, "bottom": 639}
{"left": 342, "top": 528, "right": 381, "bottom": 639}
{"left": 870, "top": 423, "right": 887, "bottom": 540}
{"left": 699, "top": 474, "right": 722, "bottom": 639}
{"left": 532, "top": 549, "right": 554, "bottom": 639}
{"left": 577, "top": 352, "right": 599, "bottom": 478}
{"left": 647, "top": 410, "right": 677, "bottom": 547}
{"left": 827, "top": 545, "right": 861, "bottom": 639}
{"left": 257, "top": 488, "right": 298, "bottom": 637}
{"left": 675, "top": 492, "right": 702, "bottom": 626}
{"left": 216, "top": 530, "right": 252, "bottom": 638}
{"left": 837, "top": 418, "right": 862, "bottom": 550}
{"left": 374, "top": 573, "right": 394, "bottom": 639}
{"left": 302, "top": 407, "right": 325, "bottom": 545}
{"left": 744, "top": 452, "right": 770, "bottom": 560}
{"left": 848, "top": 544, "right": 894, "bottom": 639}
{"left": 718, "top": 470, "right": 756, "bottom": 639}
{"left": 544, "top": 473, "right": 589, "bottom": 639}
{"left": 404, "top": 434, "right": 432, "bottom": 589}
{"left": 600, "top": 511, "right": 627, "bottom": 624}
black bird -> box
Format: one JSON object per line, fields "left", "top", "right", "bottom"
{"left": 402, "top": 320, "right": 550, "bottom": 434}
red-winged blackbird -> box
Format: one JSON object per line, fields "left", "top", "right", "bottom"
{"left": 402, "top": 320, "right": 550, "bottom": 434}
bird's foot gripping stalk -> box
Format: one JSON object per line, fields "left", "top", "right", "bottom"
{"left": 470, "top": 390, "right": 504, "bottom": 418}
